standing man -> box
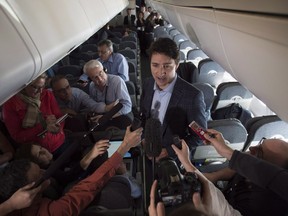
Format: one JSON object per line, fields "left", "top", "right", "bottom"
{"left": 140, "top": 37, "right": 207, "bottom": 162}
{"left": 123, "top": 8, "right": 136, "bottom": 28}
{"left": 83, "top": 60, "right": 133, "bottom": 130}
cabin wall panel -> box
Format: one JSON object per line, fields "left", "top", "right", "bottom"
{"left": 217, "top": 11, "right": 288, "bottom": 121}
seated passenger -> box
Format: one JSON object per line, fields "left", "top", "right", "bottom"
{"left": 14, "top": 140, "right": 109, "bottom": 187}
{"left": 203, "top": 129, "right": 288, "bottom": 204}
{"left": 83, "top": 60, "right": 133, "bottom": 130}
{"left": 0, "top": 182, "right": 45, "bottom": 216}
{"left": 2, "top": 73, "right": 68, "bottom": 158}
{"left": 79, "top": 39, "right": 129, "bottom": 82}
{"left": 0, "top": 126, "right": 142, "bottom": 215}
{"left": 50, "top": 75, "right": 117, "bottom": 132}
{"left": 203, "top": 129, "right": 288, "bottom": 216}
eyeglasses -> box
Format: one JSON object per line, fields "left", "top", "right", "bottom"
{"left": 98, "top": 49, "right": 110, "bottom": 55}
{"left": 55, "top": 85, "right": 70, "bottom": 94}
{"left": 256, "top": 137, "right": 266, "bottom": 159}
{"left": 29, "top": 84, "right": 44, "bottom": 92}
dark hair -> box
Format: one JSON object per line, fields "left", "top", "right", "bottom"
{"left": 149, "top": 38, "right": 180, "bottom": 64}
{"left": 14, "top": 143, "right": 46, "bottom": 168}
{"left": 0, "top": 159, "right": 31, "bottom": 202}
{"left": 50, "top": 75, "right": 66, "bottom": 89}
{"left": 98, "top": 39, "right": 113, "bottom": 52}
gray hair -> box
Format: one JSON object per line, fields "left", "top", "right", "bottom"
{"left": 83, "top": 60, "right": 103, "bottom": 74}
{"left": 98, "top": 39, "right": 113, "bottom": 52}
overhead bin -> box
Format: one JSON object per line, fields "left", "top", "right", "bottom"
{"left": 0, "top": 0, "right": 128, "bottom": 106}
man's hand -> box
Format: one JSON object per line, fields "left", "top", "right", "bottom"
{"left": 148, "top": 180, "right": 165, "bottom": 216}
{"left": 105, "top": 99, "right": 119, "bottom": 112}
{"left": 203, "top": 129, "right": 234, "bottom": 160}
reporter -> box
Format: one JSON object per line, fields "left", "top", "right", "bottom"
{"left": 0, "top": 181, "right": 49, "bottom": 216}
{"left": 203, "top": 129, "right": 288, "bottom": 203}
{"left": 0, "top": 126, "right": 143, "bottom": 216}
{"left": 171, "top": 140, "right": 242, "bottom": 216}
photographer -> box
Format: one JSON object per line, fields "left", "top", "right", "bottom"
{"left": 148, "top": 139, "right": 242, "bottom": 216}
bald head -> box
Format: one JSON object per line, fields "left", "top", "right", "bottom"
{"left": 250, "top": 139, "right": 288, "bottom": 168}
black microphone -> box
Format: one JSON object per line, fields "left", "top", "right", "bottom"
{"left": 151, "top": 100, "right": 161, "bottom": 119}
{"left": 144, "top": 118, "right": 162, "bottom": 157}
{"left": 98, "top": 103, "right": 123, "bottom": 125}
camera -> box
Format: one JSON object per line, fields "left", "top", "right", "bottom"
{"left": 157, "top": 157, "right": 202, "bottom": 207}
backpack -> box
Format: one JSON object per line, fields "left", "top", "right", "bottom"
{"left": 211, "top": 103, "right": 252, "bottom": 127}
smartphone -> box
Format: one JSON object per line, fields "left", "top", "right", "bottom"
{"left": 189, "top": 121, "right": 208, "bottom": 141}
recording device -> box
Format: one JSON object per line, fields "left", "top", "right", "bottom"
{"left": 37, "top": 113, "right": 69, "bottom": 137}
{"left": 173, "top": 135, "right": 182, "bottom": 150}
{"left": 189, "top": 121, "right": 208, "bottom": 141}
{"left": 144, "top": 118, "right": 162, "bottom": 157}
{"left": 157, "top": 157, "right": 202, "bottom": 207}
{"left": 33, "top": 103, "right": 123, "bottom": 188}
{"left": 131, "top": 117, "right": 142, "bottom": 132}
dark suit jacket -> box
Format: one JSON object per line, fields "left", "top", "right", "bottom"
{"left": 124, "top": 15, "right": 136, "bottom": 26}
{"left": 140, "top": 76, "right": 207, "bottom": 159}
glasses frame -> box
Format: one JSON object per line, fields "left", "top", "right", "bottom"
{"left": 256, "top": 137, "right": 266, "bottom": 159}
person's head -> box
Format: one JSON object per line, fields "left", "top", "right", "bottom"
{"left": 147, "top": 6, "right": 152, "bottom": 13}
{"left": 138, "top": 11, "right": 144, "bottom": 20}
{"left": 97, "top": 39, "right": 113, "bottom": 61}
{"left": 50, "top": 75, "right": 72, "bottom": 102}
{"left": 149, "top": 38, "right": 180, "bottom": 89}
{"left": 140, "top": 5, "right": 146, "bottom": 12}
{"left": 83, "top": 60, "right": 108, "bottom": 88}
{"left": 249, "top": 138, "right": 288, "bottom": 168}
{"left": 126, "top": 8, "right": 132, "bottom": 15}
{"left": 15, "top": 143, "right": 53, "bottom": 169}
{"left": 23, "top": 73, "right": 47, "bottom": 98}
{"left": 0, "top": 159, "right": 42, "bottom": 202}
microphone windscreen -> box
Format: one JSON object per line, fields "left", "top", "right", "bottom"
{"left": 144, "top": 118, "right": 162, "bottom": 157}
{"left": 131, "top": 117, "right": 142, "bottom": 132}
{"left": 98, "top": 103, "right": 123, "bottom": 125}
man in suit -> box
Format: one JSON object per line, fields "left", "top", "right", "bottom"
{"left": 123, "top": 8, "right": 136, "bottom": 28}
{"left": 140, "top": 37, "right": 207, "bottom": 162}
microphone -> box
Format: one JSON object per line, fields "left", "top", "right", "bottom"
{"left": 144, "top": 118, "right": 162, "bottom": 157}
{"left": 151, "top": 100, "right": 161, "bottom": 119}
{"left": 98, "top": 102, "right": 123, "bottom": 126}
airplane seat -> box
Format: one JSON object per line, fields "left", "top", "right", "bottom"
{"left": 211, "top": 82, "right": 254, "bottom": 112}
{"left": 155, "top": 31, "right": 171, "bottom": 40}
{"left": 179, "top": 40, "right": 197, "bottom": 59}
{"left": 125, "top": 81, "right": 138, "bottom": 115}
{"left": 153, "top": 26, "right": 167, "bottom": 37}
{"left": 176, "top": 61, "right": 199, "bottom": 84}
{"left": 193, "top": 83, "right": 215, "bottom": 120}
{"left": 186, "top": 48, "right": 209, "bottom": 67}
{"left": 79, "top": 44, "right": 98, "bottom": 53}
{"left": 173, "top": 34, "right": 188, "bottom": 48}
{"left": 179, "top": 50, "right": 186, "bottom": 62}
{"left": 56, "top": 65, "right": 83, "bottom": 86}
{"left": 194, "top": 118, "right": 247, "bottom": 172}
{"left": 0, "top": 115, "right": 20, "bottom": 149}
{"left": 169, "top": 29, "right": 180, "bottom": 38}
{"left": 121, "top": 35, "right": 138, "bottom": 43}
{"left": 119, "top": 41, "right": 137, "bottom": 51}
{"left": 109, "top": 36, "right": 122, "bottom": 45}
{"left": 242, "top": 115, "right": 288, "bottom": 152}
{"left": 197, "top": 58, "right": 235, "bottom": 89}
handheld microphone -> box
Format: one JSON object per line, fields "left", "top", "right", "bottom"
{"left": 144, "top": 118, "right": 162, "bottom": 157}
{"left": 98, "top": 103, "right": 123, "bottom": 125}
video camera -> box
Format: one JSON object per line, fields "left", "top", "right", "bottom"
{"left": 157, "top": 157, "right": 202, "bottom": 207}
